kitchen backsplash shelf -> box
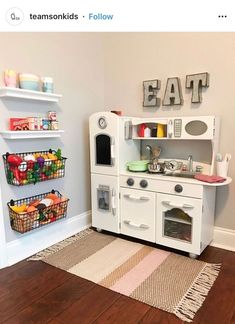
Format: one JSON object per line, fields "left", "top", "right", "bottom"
{"left": 0, "top": 130, "right": 64, "bottom": 139}
{"left": 124, "top": 116, "right": 218, "bottom": 141}
{"left": 0, "top": 87, "right": 62, "bottom": 102}
{"left": 132, "top": 136, "right": 168, "bottom": 140}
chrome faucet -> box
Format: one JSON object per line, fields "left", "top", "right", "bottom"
{"left": 188, "top": 155, "right": 193, "bottom": 172}
{"left": 146, "top": 145, "right": 153, "bottom": 159}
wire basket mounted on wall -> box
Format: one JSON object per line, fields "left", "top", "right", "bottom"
{"left": 8, "top": 190, "right": 69, "bottom": 234}
{"left": 3, "top": 149, "right": 67, "bottom": 186}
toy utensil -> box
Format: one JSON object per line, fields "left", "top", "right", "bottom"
{"left": 216, "top": 153, "right": 223, "bottom": 162}
{"left": 224, "top": 153, "right": 231, "bottom": 162}
{"left": 152, "top": 146, "right": 161, "bottom": 159}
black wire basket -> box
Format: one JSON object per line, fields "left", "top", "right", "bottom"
{"left": 8, "top": 190, "right": 69, "bottom": 234}
{"left": 3, "top": 149, "right": 67, "bottom": 186}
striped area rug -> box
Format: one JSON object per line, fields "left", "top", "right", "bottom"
{"left": 29, "top": 229, "right": 220, "bottom": 322}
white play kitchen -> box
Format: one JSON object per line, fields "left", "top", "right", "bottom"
{"left": 89, "top": 112, "right": 232, "bottom": 258}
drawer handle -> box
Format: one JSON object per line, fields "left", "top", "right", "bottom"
{"left": 124, "top": 220, "right": 149, "bottom": 229}
{"left": 162, "top": 201, "right": 194, "bottom": 209}
{"left": 124, "top": 194, "right": 149, "bottom": 201}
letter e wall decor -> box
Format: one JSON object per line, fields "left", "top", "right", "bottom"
{"left": 143, "top": 79, "right": 161, "bottom": 107}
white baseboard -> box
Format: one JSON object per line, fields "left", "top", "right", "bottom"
{"left": 3, "top": 215, "right": 234, "bottom": 268}
{"left": 5, "top": 211, "right": 91, "bottom": 267}
{"left": 211, "top": 226, "right": 235, "bottom": 252}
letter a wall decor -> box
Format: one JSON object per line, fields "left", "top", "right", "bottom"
{"left": 163, "top": 77, "right": 183, "bottom": 106}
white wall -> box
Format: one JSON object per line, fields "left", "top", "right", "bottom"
{"left": 0, "top": 32, "right": 234, "bottom": 267}
{"left": 0, "top": 33, "right": 105, "bottom": 243}
{"left": 103, "top": 32, "right": 235, "bottom": 230}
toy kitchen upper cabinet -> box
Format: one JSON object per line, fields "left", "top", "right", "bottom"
{"left": 130, "top": 115, "right": 219, "bottom": 140}
{"left": 89, "top": 112, "right": 120, "bottom": 176}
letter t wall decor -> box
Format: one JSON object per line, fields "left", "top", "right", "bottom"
{"left": 186, "top": 72, "right": 209, "bottom": 103}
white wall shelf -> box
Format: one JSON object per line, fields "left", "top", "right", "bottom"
{"left": 132, "top": 137, "right": 168, "bottom": 140}
{"left": 0, "top": 130, "right": 64, "bottom": 139}
{"left": 0, "top": 87, "right": 62, "bottom": 103}
{"left": 132, "top": 137, "right": 210, "bottom": 140}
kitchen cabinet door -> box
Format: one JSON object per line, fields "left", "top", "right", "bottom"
{"left": 91, "top": 174, "right": 120, "bottom": 233}
{"left": 120, "top": 188, "right": 155, "bottom": 242}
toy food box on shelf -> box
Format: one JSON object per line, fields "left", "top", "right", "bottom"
{"left": 9, "top": 118, "right": 30, "bottom": 131}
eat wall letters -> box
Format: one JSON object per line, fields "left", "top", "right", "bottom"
{"left": 143, "top": 72, "right": 209, "bottom": 107}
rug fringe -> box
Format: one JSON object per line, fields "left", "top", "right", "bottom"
{"left": 28, "top": 228, "right": 93, "bottom": 261}
{"left": 174, "top": 263, "right": 221, "bottom": 322}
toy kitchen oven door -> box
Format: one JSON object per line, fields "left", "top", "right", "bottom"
{"left": 156, "top": 193, "right": 203, "bottom": 256}
{"left": 89, "top": 112, "right": 120, "bottom": 233}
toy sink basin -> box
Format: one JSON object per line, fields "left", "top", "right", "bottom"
{"left": 126, "top": 160, "right": 149, "bottom": 172}
{"left": 163, "top": 171, "right": 197, "bottom": 179}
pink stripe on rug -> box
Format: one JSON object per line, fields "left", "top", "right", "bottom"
{"left": 110, "top": 249, "right": 170, "bottom": 296}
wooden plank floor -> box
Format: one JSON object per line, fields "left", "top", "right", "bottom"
{"left": 0, "top": 244, "right": 235, "bottom": 324}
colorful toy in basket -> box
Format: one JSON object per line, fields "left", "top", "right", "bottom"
{"left": 3, "top": 149, "right": 66, "bottom": 186}
{"left": 8, "top": 190, "right": 69, "bottom": 233}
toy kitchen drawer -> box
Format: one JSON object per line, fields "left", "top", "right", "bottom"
{"left": 120, "top": 188, "right": 155, "bottom": 242}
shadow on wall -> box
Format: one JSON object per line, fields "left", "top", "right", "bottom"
{"left": 215, "top": 186, "right": 229, "bottom": 222}
{"left": 83, "top": 119, "right": 92, "bottom": 209}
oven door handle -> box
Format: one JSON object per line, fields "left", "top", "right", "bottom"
{"left": 124, "top": 220, "right": 149, "bottom": 229}
{"left": 124, "top": 194, "right": 149, "bottom": 201}
{"left": 162, "top": 201, "right": 194, "bottom": 209}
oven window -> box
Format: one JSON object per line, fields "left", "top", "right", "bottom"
{"left": 96, "top": 134, "right": 111, "bottom": 165}
{"left": 163, "top": 208, "right": 192, "bottom": 243}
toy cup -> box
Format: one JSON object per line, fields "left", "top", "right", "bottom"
{"left": 4, "top": 70, "right": 17, "bottom": 87}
